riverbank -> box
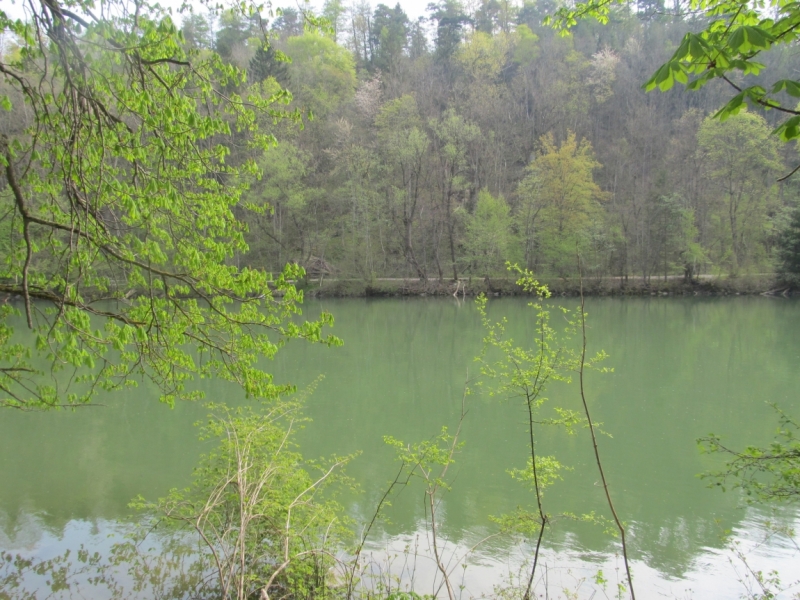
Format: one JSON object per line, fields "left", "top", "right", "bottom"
{"left": 302, "top": 274, "right": 792, "bottom": 298}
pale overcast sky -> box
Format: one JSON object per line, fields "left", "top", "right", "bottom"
{"left": 305, "top": 0, "right": 433, "bottom": 21}
{"left": 2, "top": 0, "right": 437, "bottom": 24}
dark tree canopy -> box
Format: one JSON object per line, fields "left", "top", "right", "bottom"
{"left": 428, "top": 0, "right": 472, "bottom": 60}
{"left": 371, "top": 3, "right": 410, "bottom": 71}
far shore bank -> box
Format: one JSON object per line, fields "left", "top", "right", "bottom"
{"left": 2, "top": 274, "right": 792, "bottom": 305}
{"left": 301, "top": 274, "right": 795, "bottom": 298}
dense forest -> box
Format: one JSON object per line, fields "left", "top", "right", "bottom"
{"left": 3, "top": 0, "right": 800, "bottom": 287}
{"left": 169, "top": 0, "right": 800, "bottom": 282}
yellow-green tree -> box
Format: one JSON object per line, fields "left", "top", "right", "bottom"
{"left": 455, "top": 31, "right": 512, "bottom": 83}
{"left": 463, "top": 189, "right": 513, "bottom": 276}
{"left": 285, "top": 32, "right": 357, "bottom": 118}
{"left": 246, "top": 141, "right": 323, "bottom": 271}
{"left": 517, "top": 132, "right": 604, "bottom": 275}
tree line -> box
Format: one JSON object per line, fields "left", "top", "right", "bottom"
{"left": 171, "top": 0, "right": 800, "bottom": 282}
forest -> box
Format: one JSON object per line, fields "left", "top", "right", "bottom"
{"left": 3, "top": 0, "right": 800, "bottom": 289}
{"left": 173, "top": 0, "right": 800, "bottom": 283}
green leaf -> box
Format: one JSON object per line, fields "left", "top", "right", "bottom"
{"left": 772, "top": 79, "right": 800, "bottom": 98}
{"left": 648, "top": 63, "right": 675, "bottom": 92}
{"left": 687, "top": 34, "right": 712, "bottom": 60}
{"left": 728, "top": 27, "right": 747, "bottom": 52}
{"left": 714, "top": 91, "right": 747, "bottom": 120}
{"left": 773, "top": 116, "right": 800, "bottom": 142}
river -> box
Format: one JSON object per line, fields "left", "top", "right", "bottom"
{"left": 1, "top": 297, "right": 799, "bottom": 598}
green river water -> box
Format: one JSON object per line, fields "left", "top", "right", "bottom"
{"left": 2, "top": 297, "right": 800, "bottom": 598}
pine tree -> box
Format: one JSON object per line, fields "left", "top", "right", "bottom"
{"left": 249, "top": 44, "right": 289, "bottom": 84}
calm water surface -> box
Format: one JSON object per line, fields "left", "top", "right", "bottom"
{"left": 2, "top": 297, "right": 800, "bottom": 598}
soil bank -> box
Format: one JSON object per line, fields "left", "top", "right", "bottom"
{"left": 301, "top": 274, "right": 793, "bottom": 298}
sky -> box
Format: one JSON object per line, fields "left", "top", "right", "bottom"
{"left": 305, "top": 0, "right": 433, "bottom": 20}
{"left": 1, "top": 0, "right": 437, "bottom": 25}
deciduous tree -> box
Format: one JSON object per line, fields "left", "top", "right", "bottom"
{"left": 375, "top": 95, "right": 430, "bottom": 278}
{"left": 697, "top": 111, "right": 781, "bottom": 274}
{"left": 463, "top": 189, "right": 513, "bottom": 276}
{"left": 552, "top": 0, "right": 800, "bottom": 177}
{"left": 0, "top": 0, "right": 338, "bottom": 409}
{"left": 518, "top": 132, "right": 604, "bottom": 275}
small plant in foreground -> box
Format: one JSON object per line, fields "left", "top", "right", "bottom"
{"left": 130, "top": 393, "right": 355, "bottom": 600}
{"left": 477, "top": 262, "right": 634, "bottom": 600}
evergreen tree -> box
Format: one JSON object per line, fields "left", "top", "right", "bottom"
{"left": 371, "top": 3, "right": 410, "bottom": 71}
{"left": 427, "top": 0, "right": 471, "bottom": 61}
{"left": 408, "top": 17, "right": 429, "bottom": 59}
{"left": 249, "top": 44, "right": 289, "bottom": 84}
{"left": 272, "top": 7, "right": 305, "bottom": 39}
{"left": 181, "top": 12, "right": 213, "bottom": 50}
{"left": 214, "top": 9, "right": 255, "bottom": 62}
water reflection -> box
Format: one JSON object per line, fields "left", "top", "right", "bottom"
{"left": 352, "top": 507, "right": 800, "bottom": 599}
{"left": 1, "top": 297, "right": 800, "bottom": 597}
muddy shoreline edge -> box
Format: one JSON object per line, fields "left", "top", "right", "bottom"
{"left": 302, "top": 274, "right": 795, "bottom": 298}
